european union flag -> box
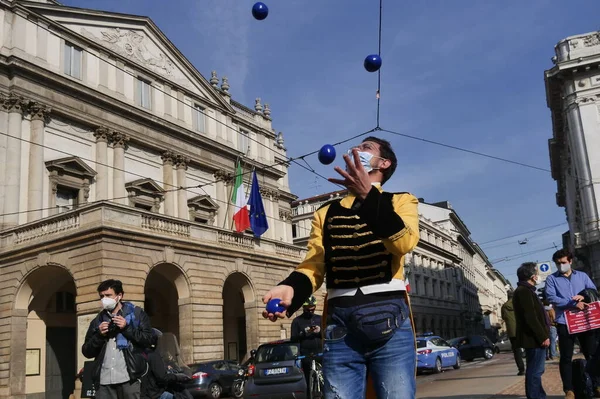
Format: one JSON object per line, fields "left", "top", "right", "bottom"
{"left": 248, "top": 171, "right": 269, "bottom": 237}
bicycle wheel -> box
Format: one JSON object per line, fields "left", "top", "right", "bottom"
{"left": 309, "top": 369, "right": 322, "bottom": 399}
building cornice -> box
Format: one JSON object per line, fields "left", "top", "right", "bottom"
{"left": 15, "top": 1, "right": 239, "bottom": 115}
{"left": 1, "top": 55, "right": 286, "bottom": 180}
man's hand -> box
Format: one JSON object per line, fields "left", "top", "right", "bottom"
{"left": 541, "top": 338, "right": 550, "bottom": 348}
{"left": 262, "top": 285, "right": 294, "bottom": 322}
{"left": 112, "top": 315, "right": 127, "bottom": 329}
{"left": 576, "top": 302, "right": 588, "bottom": 311}
{"left": 99, "top": 322, "right": 110, "bottom": 336}
{"left": 312, "top": 326, "right": 321, "bottom": 334}
{"left": 328, "top": 149, "right": 373, "bottom": 200}
{"left": 572, "top": 295, "right": 585, "bottom": 302}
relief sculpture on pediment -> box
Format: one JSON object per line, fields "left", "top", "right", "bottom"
{"left": 81, "top": 27, "right": 191, "bottom": 88}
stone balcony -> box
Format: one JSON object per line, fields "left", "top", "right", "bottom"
{"left": 0, "top": 202, "right": 306, "bottom": 261}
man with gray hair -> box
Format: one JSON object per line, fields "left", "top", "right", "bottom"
{"left": 513, "top": 262, "right": 550, "bottom": 399}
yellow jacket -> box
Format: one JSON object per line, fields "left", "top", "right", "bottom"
{"left": 296, "top": 186, "right": 420, "bottom": 292}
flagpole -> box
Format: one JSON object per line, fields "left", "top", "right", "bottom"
{"left": 223, "top": 157, "right": 239, "bottom": 230}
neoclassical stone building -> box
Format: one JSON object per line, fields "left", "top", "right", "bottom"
{"left": 0, "top": 1, "right": 306, "bottom": 398}
{"left": 546, "top": 29, "right": 600, "bottom": 283}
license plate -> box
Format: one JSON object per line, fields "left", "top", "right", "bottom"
{"left": 265, "top": 367, "right": 288, "bottom": 375}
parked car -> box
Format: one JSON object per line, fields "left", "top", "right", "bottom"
{"left": 243, "top": 340, "right": 307, "bottom": 399}
{"left": 185, "top": 360, "right": 240, "bottom": 398}
{"left": 416, "top": 334, "right": 461, "bottom": 373}
{"left": 496, "top": 333, "right": 525, "bottom": 358}
{"left": 448, "top": 335, "right": 497, "bottom": 361}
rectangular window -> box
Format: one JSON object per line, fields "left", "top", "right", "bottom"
{"left": 238, "top": 130, "right": 249, "bottom": 155}
{"left": 292, "top": 224, "right": 297, "bottom": 238}
{"left": 138, "top": 78, "right": 152, "bottom": 109}
{"left": 64, "top": 43, "right": 82, "bottom": 79}
{"left": 56, "top": 186, "right": 79, "bottom": 213}
{"left": 194, "top": 104, "right": 206, "bottom": 132}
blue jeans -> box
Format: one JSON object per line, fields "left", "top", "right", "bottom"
{"left": 159, "top": 392, "right": 173, "bottom": 399}
{"left": 547, "top": 326, "right": 558, "bottom": 358}
{"left": 525, "top": 347, "right": 547, "bottom": 399}
{"left": 322, "top": 297, "right": 416, "bottom": 399}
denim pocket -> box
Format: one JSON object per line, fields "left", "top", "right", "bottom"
{"left": 324, "top": 314, "right": 347, "bottom": 342}
{"left": 349, "top": 301, "right": 406, "bottom": 346}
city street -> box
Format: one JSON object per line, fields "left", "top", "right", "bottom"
{"left": 417, "top": 353, "right": 566, "bottom": 399}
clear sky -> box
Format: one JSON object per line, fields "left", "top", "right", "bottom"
{"left": 61, "top": 0, "right": 600, "bottom": 287}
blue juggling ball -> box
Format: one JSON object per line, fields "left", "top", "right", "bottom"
{"left": 364, "top": 54, "right": 382, "bottom": 73}
{"left": 318, "top": 144, "right": 336, "bottom": 165}
{"left": 266, "top": 298, "right": 286, "bottom": 314}
{"left": 252, "top": 2, "right": 269, "bottom": 20}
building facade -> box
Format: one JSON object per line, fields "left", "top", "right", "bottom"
{"left": 292, "top": 192, "right": 511, "bottom": 339}
{"left": 546, "top": 30, "right": 600, "bottom": 283}
{"left": 0, "top": 1, "right": 308, "bottom": 398}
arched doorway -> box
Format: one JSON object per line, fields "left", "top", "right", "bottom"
{"left": 14, "top": 265, "right": 77, "bottom": 399}
{"left": 222, "top": 273, "right": 256, "bottom": 362}
{"left": 144, "top": 263, "right": 192, "bottom": 364}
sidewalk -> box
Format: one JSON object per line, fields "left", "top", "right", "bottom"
{"left": 493, "top": 355, "right": 583, "bottom": 398}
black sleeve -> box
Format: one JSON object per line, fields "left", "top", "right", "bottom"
{"left": 149, "top": 352, "right": 177, "bottom": 386}
{"left": 290, "top": 318, "right": 303, "bottom": 340}
{"left": 121, "top": 307, "right": 154, "bottom": 349}
{"left": 82, "top": 316, "right": 106, "bottom": 359}
{"left": 357, "top": 187, "right": 406, "bottom": 238}
{"left": 278, "top": 272, "right": 313, "bottom": 317}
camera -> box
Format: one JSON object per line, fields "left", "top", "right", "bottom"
{"left": 107, "top": 319, "right": 120, "bottom": 335}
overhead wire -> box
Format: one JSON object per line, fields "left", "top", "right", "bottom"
{"left": 2, "top": 5, "right": 575, "bottom": 258}
{"left": 19, "top": 12, "right": 574, "bottom": 188}
{"left": 375, "top": 0, "right": 383, "bottom": 128}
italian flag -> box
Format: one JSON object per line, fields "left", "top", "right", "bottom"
{"left": 232, "top": 161, "right": 250, "bottom": 232}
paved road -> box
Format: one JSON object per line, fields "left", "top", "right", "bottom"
{"left": 417, "top": 352, "right": 527, "bottom": 399}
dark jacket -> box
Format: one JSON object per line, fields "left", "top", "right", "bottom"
{"left": 141, "top": 350, "right": 191, "bottom": 399}
{"left": 513, "top": 282, "right": 550, "bottom": 349}
{"left": 291, "top": 312, "right": 323, "bottom": 355}
{"left": 82, "top": 302, "right": 153, "bottom": 387}
{"left": 501, "top": 299, "right": 517, "bottom": 338}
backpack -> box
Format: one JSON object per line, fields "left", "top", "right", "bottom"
{"left": 573, "top": 358, "right": 594, "bottom": 399}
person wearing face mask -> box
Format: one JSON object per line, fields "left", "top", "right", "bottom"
{"left": 82, "top": 279, "right": 153, "bottom": 399}
{"left": 545, "top": 249, "right": 599, "bottom": 399}
{"left": 291, "top": 295, "right": 322, "bottom": 388}
{"left": 513, "top": 262, "right": 551, "bottom": 399}
{"left": 262, "top": 137, "right": 420, "bottom": 398}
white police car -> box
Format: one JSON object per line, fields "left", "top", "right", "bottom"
{"left": 416, "top": 333, "right": 461, "bottom": 373}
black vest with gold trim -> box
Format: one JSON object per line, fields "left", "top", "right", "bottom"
{"left": 323, "top": 197, "right": 393, "bottom": 289}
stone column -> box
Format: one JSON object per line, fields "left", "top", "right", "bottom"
{"left": 3, "top": 96, "right": 27, "bottom": 227}
{"left": 175, "top": 155, "right": 189, "bottom": 219}
{"left": 214, "top": 170, "right": 231, "bottom": 228}
{"left": 161, "top": 151, "right": 175, "bottom": 216}
{"left": 93, "top": 127, "right": 111, "bottom": 201}
{"left": 111, "top": 132, "right": 129, "bottom": 205}
{"left": 27, "top": 103, "right": 51, "bottom": 221}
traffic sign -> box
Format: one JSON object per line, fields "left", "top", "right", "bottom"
{"left": 537, "top": 262, "right": 553, "bottom": 283}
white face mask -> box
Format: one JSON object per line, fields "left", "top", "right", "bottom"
{"left": 558, "top": 263, "right": 571, "bottom": 274}
{"left": 101, "top": 297, "right": 119, "bottom": 311}
{"left": 348, "top": 150, "right": 382, "bottom": 173}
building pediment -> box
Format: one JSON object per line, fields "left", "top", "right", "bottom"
{"left": 45, "top": 157, "right": 97, "bottom": 179}
{"left": 22, "top": 2, "right": 234, "bottom": 113}
{"left": 188, "top": 195, "right": 219, "bottom": 211}
{"left": 125, "top": 178, "right": 165, "bottom": 196}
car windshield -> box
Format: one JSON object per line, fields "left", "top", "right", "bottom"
{"left": 416, "top": 340, "right": 427, "bottom": 348}
{"left": 256, "top": 343, "right": 300, "bottom": 363}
